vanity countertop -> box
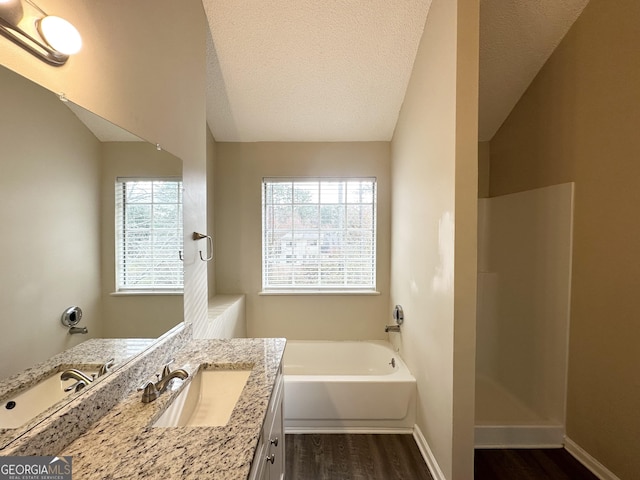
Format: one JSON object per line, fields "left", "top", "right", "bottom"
{"left": 0, "top": 338, "right": 156, "bottom": 398}
{"left": 0, "top": 338, "right": 156, "bottom": 449}
{"left": 61, "top": 338, "right": 286, "bottom": 480}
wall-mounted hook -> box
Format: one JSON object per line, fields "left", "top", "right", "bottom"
{"left": 178, "top": 250, "right": 184, "bottom": 261}
{"left": 193, "top": 232, "right": 213, "bottom": 262}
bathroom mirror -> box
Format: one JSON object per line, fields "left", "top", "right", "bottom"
{"left": 0, "top": 64, "right": 184, "bottom": 445}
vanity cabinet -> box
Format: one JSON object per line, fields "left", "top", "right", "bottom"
{"left": 249, "top": 365, "right": 285, "bottom": 480}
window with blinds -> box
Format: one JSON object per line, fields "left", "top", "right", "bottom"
{"left": 262, "top": 178, "right": 377, "bottom": 292}
{"left": 115, "top": 178, "right": 183, "bottom": 291}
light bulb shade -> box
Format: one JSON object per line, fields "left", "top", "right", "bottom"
{"left": 0, "top": 0, "right": 24, "bottom": 26}
{"left": 38, "top": 15, "right": 81, "bottom": 55}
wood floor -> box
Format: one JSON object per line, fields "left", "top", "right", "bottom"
{"left": 475, "top": 448, "right": 599, "bottom": 480}
{"left": 286, "top": 434, "right": 600, "bottom": 480}
{"left": 285, "top": 434, "right": 434, "bottom": 480}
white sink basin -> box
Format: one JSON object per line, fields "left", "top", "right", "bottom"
{"left": 0, "top": 370, "right": 97, "bottom": 429}
{"left": 153, "top": 369, "right": 252, "bottom": 428}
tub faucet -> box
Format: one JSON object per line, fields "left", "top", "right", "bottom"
{"left": 385, "top": 305, "right": 404, "bottom": 333}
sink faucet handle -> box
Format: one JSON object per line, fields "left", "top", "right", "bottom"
{"left": 161, "top": 358, "right": 175, "bottom": 379}
{"left": 139, "top": 381, "right": 160, "bottom": 404}
{"left": 98, "top": 358, "right": 115, "bottom": 377}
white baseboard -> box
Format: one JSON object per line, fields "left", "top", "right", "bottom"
{"left": 413, "top": 425, "right": 446, "bottom": 480}
{"left": 564, "top": 437, "right": 621, "bottom": 480}
{"left": 284, "top": 425, "right": 413, "bottom": 434}
{"left": 474, "top": 424, "right": 564, "bottom": 448}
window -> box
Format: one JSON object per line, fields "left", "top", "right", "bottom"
{"left": 262, "top": 178, "right": 377, "bottom": 292}
{"left": 115, "top": 178, "right": 183, "bottom": 292}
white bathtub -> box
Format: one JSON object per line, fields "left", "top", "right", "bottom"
{"left": 283, "top": 340, "right": 416, "bottom": 433}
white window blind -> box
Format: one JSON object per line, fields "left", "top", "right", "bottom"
{"left": 115, "top": 178, "right": 183, "bottom": 291}
{"left": 262, "top": 178, "right": 377, "bottom": 292}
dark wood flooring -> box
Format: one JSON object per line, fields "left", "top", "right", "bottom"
{"left": 475, "top": 448, "right": 599, "bottom": 480}
{"left": 286, "top": 434, "right": 433, "bottom": 480}
{"left": 286, "top": 434, "right": 600, "bottom": 479}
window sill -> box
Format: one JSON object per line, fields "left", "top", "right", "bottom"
{"left": 110, "top": 291, "right": 184, "bottom": 297}
{"left": 259, "top": 290, "right": 380, "bottom": 296}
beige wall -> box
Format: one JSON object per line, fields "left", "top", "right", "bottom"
{"left": 489, "top": 0, "right": 640, "bottom": 477}
{"left": 390, "top": 0, "right": 478, "bottom": 478}
{"left": 0, "top": 66, "right": 102, "bottom": 379}
{"left": 478, "top": 141, "right": 490, "bottom": 198}
{"left": 2, "top": 0, "right": 209, "bottom": 341}
{"left": 100, "top": 142, "right": 184, "bottom": 338}
{"left": 214, "top": 142, "right": 391, "bottom": 339}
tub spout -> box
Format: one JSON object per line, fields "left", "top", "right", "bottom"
{"left": 385, "top": 325, "right": 401, "bottom": 333}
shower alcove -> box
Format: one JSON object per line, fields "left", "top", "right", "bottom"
{"left": 475, "top": 183, "right": 574, "bottom": 447}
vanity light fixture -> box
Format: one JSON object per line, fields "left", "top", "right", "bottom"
{"left": 0, "top": 0, "right": 82, "bottom": 66}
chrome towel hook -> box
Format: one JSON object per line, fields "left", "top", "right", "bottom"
{"left": 193, "top": 232, "right": 213, "bottom": 262}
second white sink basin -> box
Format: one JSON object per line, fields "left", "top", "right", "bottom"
{"left": 153, "top": 369, "right": 252, "bottom": 428}
{"left": 0, "top": 369, "right": 97, "bottom": 429}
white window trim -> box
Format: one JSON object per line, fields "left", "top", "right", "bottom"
{"left": 115, "top": 177, "right": 184, "bottom": 293}
{"left": 261, "top": 177, "right": 378, "bottom": 294}
{"left": 258, "top": 290, "right": 380, "bottom": 296}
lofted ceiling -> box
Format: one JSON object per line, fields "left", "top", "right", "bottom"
{"left": 204, "top": 0, "right": 590, "bottom": 143}
{"left": 479, "top": 0, "right": 590, "bottom": 141}
{"left": 203, "top": 0, "right": 432, "bottom": 142}
{"left": 66, "top": 102, "right": 142, "bottom": 142}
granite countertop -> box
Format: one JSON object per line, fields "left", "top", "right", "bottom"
{"left": 0, "top": 338, "right": 155, "bottom": 449}
{"left": 62, "top": 338, "right": 286, "bottom": 480}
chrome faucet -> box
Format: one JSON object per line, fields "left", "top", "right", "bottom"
{"left": 64, "top": 380, "right": 89, "bottom": 393}
{"left": 61, "top": 368, "right": 94, "bottom": 383}
{"left": 60, "top": 368, "right": 95, "bottom": 393}
{"left": 385, "top": 304, "right": 404, "bottom": 333}
{"left": 68, "top": 326, "right": 88, "bottom": 335}
{"left": 139, "top": 362, "right": 189, "bottom": 403}
{"left": 156, "top": 368, "right": 189, "bottom": 394}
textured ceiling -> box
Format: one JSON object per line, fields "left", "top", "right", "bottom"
{"left": 204, "top": 0, "right": 432, "bottom": 142}
{"left": 479, "top": 0, "right": 590, "bottom": 141}
{"left": 204, "top": 0, "right": 590, "bottom": 143}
